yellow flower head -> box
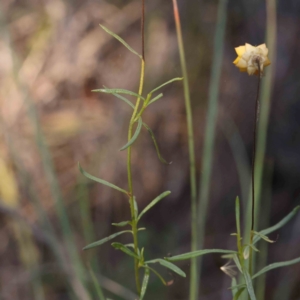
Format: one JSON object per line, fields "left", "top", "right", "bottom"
{"left": 233, "top": 43, "right": 271, "bottom": 76}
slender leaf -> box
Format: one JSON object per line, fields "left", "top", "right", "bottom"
{"left": 143, "top": 123, "right": 171, "bottom": 164}
{"left": 243, "top": 246, "right": 250, "bottom": 259}
{"left": 253, "top": 231, "right": 274, "bottom": 243}
{"left": 148, "top": 93, "right": 164, "bottom": 105}
{"left": 103, "top": 86, "right": 135, "bottom": 109}
{"left": 253, "top": 206, "right": 300, "bottom": 245}
{"left": 253, "top": 256, "right": 300, "bottom": 279}
{"left": 229, "top": 283, "right": 246, "bottom": 291}
{"left": 231, "top": 277, "right": 237, "bottom": 297}
{"left": 166, "top": 249, "right": 237, "bottom": 262}
{"left": 233, "top": 287, "right": 246, "bottom": 300}
{"left": 235, "top": 197, "right": 241, "bottom": 237}
{"left": 145, "top": 258, "right": 186, "bottom": 277}
{"left": 138, "top": 191, "right": 171, "bottom": 221}
{"left": 87, "top": 263, "right": 106, "bottom": 300}
{"left": 149, "top": 77, "right": 183, "bottom": 94}
{"left": 249, "top": 243, "right": 259, "bottom": 252}
{"left": 119, "top": 118, "right": 142, "bottom": 151}
{"left": 111, "top": 242, "right": 139, "bottom": 259}
{"left": 133, "top": 197, "right": 138, "bottom": 219}
{"left": 112, "top": 221, "right": 130, "bottom": 227}
{"left": 100, "top": 24, "right": 141, "bottom": 58}
{"left": 242, "top": 267, "right": 257, "bottom": 300}
{"left": 145, "top": 266, "right": 167, "bottom": 285}
{"left": 233, "top": 254, "right": 242, "bottom": 273}
{"left": 78, "top": 163, "right": 128, "bottom": 194}
{"left": 140, "top": 268, "right": 150, "bottom": 300}
{"left": 83, "top": 230, "right": 131, "bottom": 250}
{"left": 92, "top": 88, "right": 145, "bottom": 101}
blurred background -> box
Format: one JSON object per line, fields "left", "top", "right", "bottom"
{"left": 0, "top": 0, "right": 300, "bottom": 299}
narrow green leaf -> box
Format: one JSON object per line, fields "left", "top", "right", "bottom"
{"left": 78, "top": 163, "right": 128, "bottom": 194}
{"left": 233, "top": 287, "right": 246, "bottom": 300}
{"left": 253, "top": 231, "right": 274, "bottom": 243}
{"left": 145, "top": 266, "right": 167, "bottom": 285}
{"left": 92, "top": 88, "right": 145, "bottom": 101}
{"left": 138, "top": 191, "right": 171, "bottom": 221}
{"left": 249, "top": 243, "right": 259, "bottom": 252}
{"left": 133, "top": 197, "right": 138, "bottom": 219}
{"left": 233, "top": 254, "right": 242, "bottom": 273}
{"left": 140, "top": 268, "right": 150, "bottom": 300}
{"left": 252, "top": 256, "right": 300, "bottom": 279}
{"left": 235, "top": 197, "right": 241, "bottom": 237}
{"left": 124, "top": 243, "right": 135, "bottom": 249}
{"left": 100, "top": 24, "right": 141, "bottom": 58}
{"left": 143, "top": 123, "right": 171, "bottom": 164}
{"left": 83, "top": 230, "right": 131, "bottom": 250}
{"left": 149, "top": 77, "right": 183, "bottom": 94}
{"left": 87, "top": 263, "right": 106, "bottom": 300}
{"left": 112, "top": 221, "right": 130, "bottom": 227}
{"left": 229, "top": 283, "right": 246, "bottom": 291}
{"left": 148, "top": 93, "right": 163, "bottom": 105}
{"left": 165, "top": 249, "right": 237, "bottom": 262}
{"left": 242, "top": 267, "right": 257, "bottom": 300}
{"left": 103, "top": 86, "right": 135, "bottom": 109}
{"left": 119, "top": 118, "right": 142, "bottom": 151}
{"left": 140, "top": 247, "right": 145, "bottom": 262}
{"left": 145, "top": 258, "right": 186, "bottom": 277}
{"left": 111, "top": 242, "right": 139, "bottom": 259}
{"left": 253, "top": 206, "right": 300, "bottom": 245}
{"left": 231, "top": 277, "right": 237, "bottom": 297}
{"left": 243, "top": 246, "right": 250, "bottom": 259}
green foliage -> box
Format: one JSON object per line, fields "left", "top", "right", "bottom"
{"left": 119, "top": 117, "right": 143, "bottom": 151}
{"left": 99, "top": 24, "right": 142, "bottom": 58}
{"left": 140, "top": 268, "right": 150, "bottom": 300}
{"left": 83, "top": 230, "right": 132, "bottom": 250}
{"left": 111, "top": 242, "right": 140, "bottom": 259}
{"left": 166, "top": 249, "right": 237, "bottom": 261}
{"left": 138, "top": 191, "right": 171, "bottom": 221}
{"left": 78, "top": 163, "right": 128, "bottom": 195}
{"left": 145, "top": 258, "right": 186, "bottom": 278}
{"left": 79, "top": 24, "right": 185, "bottom": 299}
{"left": 79, "top": 7, "right": 299, "bottom": 300}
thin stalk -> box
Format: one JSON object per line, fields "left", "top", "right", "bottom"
{"left": 255, "top": 162, "right": 273, "bottom": 300}
{"left": 241, "top": 4, "right": 276, "bottom": 299}
{"left": 251, "top": 0, "right": 277, "bottom": 292}
{"left": 127, "top": 0, "right": 145, "bottom": 293}
{"left": 249, "top": 65, "right": 261, "bottom": 276}
{"left": 171, "top": 1, "right": 198, "bottom": 299}
{"left": 197, "top": 0, "right": 228, "bottom": 298}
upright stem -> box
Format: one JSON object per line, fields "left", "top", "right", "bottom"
{"left": 251, "top": 68, "right": 261, "bottom": 233}
{"left": 249, "top": 62, "right": 261, "bottom": 276}
{"left": 127, "top": 0, "right": 145, "bottom": 293}
{"left": 127, "top": 60, "right": 144, "bottom": 294}
{"left": 172, "top": 1, "right": 198, "bottom": 299}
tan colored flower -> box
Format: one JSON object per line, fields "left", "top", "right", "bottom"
{"left": 233, "top": 43, "right": 271, "bottom": 76}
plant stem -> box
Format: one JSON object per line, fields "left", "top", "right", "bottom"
{"left": 127, "top": 0, "right": 145, "bottom": 293}
{"left": 249, "top": 62, "right": 261, "bottom": 276}
{"left": 171, "top": 1, "right": 198, "bottom": 299}
{"left": 196, "top": 0, "right": 228, "bottom": 298}
{"left": 127, "top": 59, "right": 145, "bottom": 294}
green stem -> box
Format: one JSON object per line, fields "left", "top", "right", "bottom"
{"left": 127, "top": 59, "right": 145, "bottom": 294}
{"left": 196, "top": 0, "right": 228, "bottom": 298}
{"left": 171, "top": 1, "right": 198, "bottom": 299}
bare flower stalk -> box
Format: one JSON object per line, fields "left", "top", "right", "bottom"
{"left": 249, "top": 60, "right": 261, "bottom": 276}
